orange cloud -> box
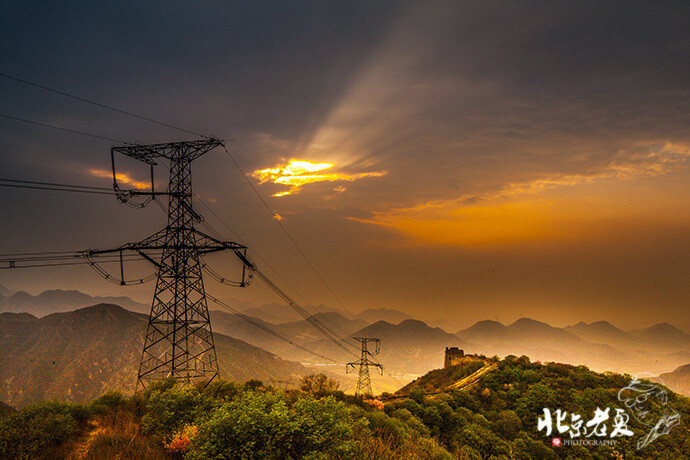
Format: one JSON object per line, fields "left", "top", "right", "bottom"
{"left": 89, "top": 168, "right": 150, "bottom": 189}
{"left": 254, "top": 159, "right": 386, "bottom": 196}
{"left": 357, "top": 143, "right": 690, "bottom": 246}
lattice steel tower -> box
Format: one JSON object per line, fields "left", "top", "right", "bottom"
{"left": 85, "top": 139, "right": 250, "bottom": 390}
{"left": 346, "top": 337, "right": 383, "bottom": 396}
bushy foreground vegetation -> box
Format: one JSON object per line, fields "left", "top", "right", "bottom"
{"left": 0, "top": 376, "right": 449, "bottom": 460}
{"left": 1, "top": 357, "right": 688, "bottom": 459}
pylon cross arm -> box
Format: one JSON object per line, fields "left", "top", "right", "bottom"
{"left": 112, "top": 138, "right": 223, "bottom": 164}
{"left": 84, "top": 229, "right": 247, "bottom": 258}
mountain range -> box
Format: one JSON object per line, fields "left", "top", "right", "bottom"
{"left": 0, "top": 304, "right": 311, "bottom": 408}
{"left": 0, "top": 286, "right": 418, "bottom": 326}
{"left": 456, "top": 318, "right": 689, "bottom": 376}
{"left": 0, "top": 288, "right": 149, "bottom": 316}
{"left": 1, "top": 286, "right": 687, "bottom": 398}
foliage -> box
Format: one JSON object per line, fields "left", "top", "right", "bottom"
{"left": 0, "top": 401, "right": 16, "bottom": 419}
{"left": 0, "top": 400, "right": 89, "bottom": 459}
{"left": 140, "top": 384, "right": 217, "bottom": 441}
{"left": 2, "top": 357, "right": 688, "bottom": 459}
{"left": 382, "top": 356, "right": 690, "bottom": 459}
{"left": 300, "top": 373, "right": 341, "bottom": 396}
{"left": 166, "top": 424, "right": 198, "bottom": 455}
{"left": 186, "top": 391, "right": 361, "bottom": 459}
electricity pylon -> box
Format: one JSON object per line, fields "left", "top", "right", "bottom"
{"left": 85, "top": 139, "right": 251, "bottom": 390}
{"left": 346, "top": 337, "right": 383, "bottom": 396}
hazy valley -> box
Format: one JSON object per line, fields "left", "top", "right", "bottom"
{"left": 1, "top": 286, "right": 688, "bottom": 407}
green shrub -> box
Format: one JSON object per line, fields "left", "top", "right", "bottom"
{"left": 300, "top": 373, "right": 340, "bottom": 396}
{"left": 200, "top": 380, "right": 243, "bottom": 401}
{"left": 186, "top": 391, "right": 363, "bottom": 459}
{"left": 0, "top": 400, "right": 88, "bottom": 459}
{"left": 141, "top": 386, "right": 217, "bottom": 440}
{"left": 89, "top": 391, "right": 128, "bottom": 414}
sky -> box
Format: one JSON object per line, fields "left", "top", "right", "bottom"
{"left": 1, "top": 1, "right": 689, "bottom": 332}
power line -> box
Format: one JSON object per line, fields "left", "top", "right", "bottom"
{"left": 205, "top": 293, "right": 339, "bottom": 364}
{"left": 1, "top": 74, "right": 360, "bottom": 355}
{"left": 195, "top": 195, "right": 357, "bottom": 344}
{"left": 0, "top": 183, "right": 116, "bottom": 195}
{"left": 0, "top": 250, "right": 80, "bottom": 257}
{"left": 0, "top": 113, "right": 126, "bottom": 143}
{"left": 0, "top": 253, "right": 149, "bottom": 263}
{"left": 0, "top": 72, "right": 204, "bottom": 138}
{"left": 251, "top": 267, "right": 358, "bottom": 358}
{"left": 0, "top": 261, "right": 87, "bottom": 269}
{"left": 0, "top": 257, "right": 145, "bottom": 270}
{"left": 220, "top": 144, "right": 357, "bottom": 320}
{"left": 0, "top": 178, "right": 111, "bottom": 191}
{"left": 196, "top": 195, "right": 315, "bottom": 306}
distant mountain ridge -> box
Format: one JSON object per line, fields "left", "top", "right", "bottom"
{"left": 456, "top": 317, "right": 689, "bottom": 375}
{"left": 629, "top": 322, "right": 690, "bottom": 352}
{"left": 658, "top": 364, "right": 690, "bottom": 397}
{"left": 563, "top": 320, "right": 639, "bottom": 348}
{"left": 0, "top": 289, "right": 149, "bottom": 317}
{"left": 356, "top": 308, "right": 412, "bottom": 324}
{"left": 240, "top": 303, "right": 342, "bottom": 324}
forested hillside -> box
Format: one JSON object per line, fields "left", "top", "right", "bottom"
{"left": 1, "top": 356, "right": 687, "bottom": 459}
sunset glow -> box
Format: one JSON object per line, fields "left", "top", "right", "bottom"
{"left": 89, "top": 168, "right": 150, "bottom": 190}
{"left": 254, "top": 159, "right": 386, "bottom": 196}
{"left": 359, "top": 143, "right": 690, "bottom": 246}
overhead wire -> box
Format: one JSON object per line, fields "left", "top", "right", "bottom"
{"left": 219, "top": 144, "right": 358, "bottom": 321}
{"left": 1, "top": 73, "right": 360, "bottom": 357}
{"left": 0, "top": 113, "right": 127, "bottom": 143}
{"left": 0, "top": 183, "right": 116, "bottom": 195}
{"left": 0, "top": 256, "right": 148, "bottom": 270}
{"left": 152, "top": 196, "right": 355, "bottom": 354}
{"left": 0, "top": 261, "right": 89, "bottom": 269}
{"left": 0, "top": 178, "right": 112, "bottom": 190}
{"left": 0, "top": 251, "right": 155, "bottom": 262}
{"left": 205, "top": 292, "right": 340, "bottom": 364}
{"left": 194, "top": 194, "right": 357, "bottom": 344}
{"left": 0, "top": 72, "right": 204, "bottom": 138}
{"left": 195, "top": 219, "right": 357, "bottom": 351}
{"left": 0, "top": 250, "right": 83, "bottom": 257}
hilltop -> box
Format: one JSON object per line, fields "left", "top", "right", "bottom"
{"left": 395, "top": 354, "right": 497, "bottom": 396}
{"left": 1, "top": 356, "right": 688, "bottom": 459}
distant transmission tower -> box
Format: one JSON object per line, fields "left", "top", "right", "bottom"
{"left": 346, "top": 337, "right": 383, "bottom": 396}
{"left": 85, "top": 139, "right": 250, "bottom": 389}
